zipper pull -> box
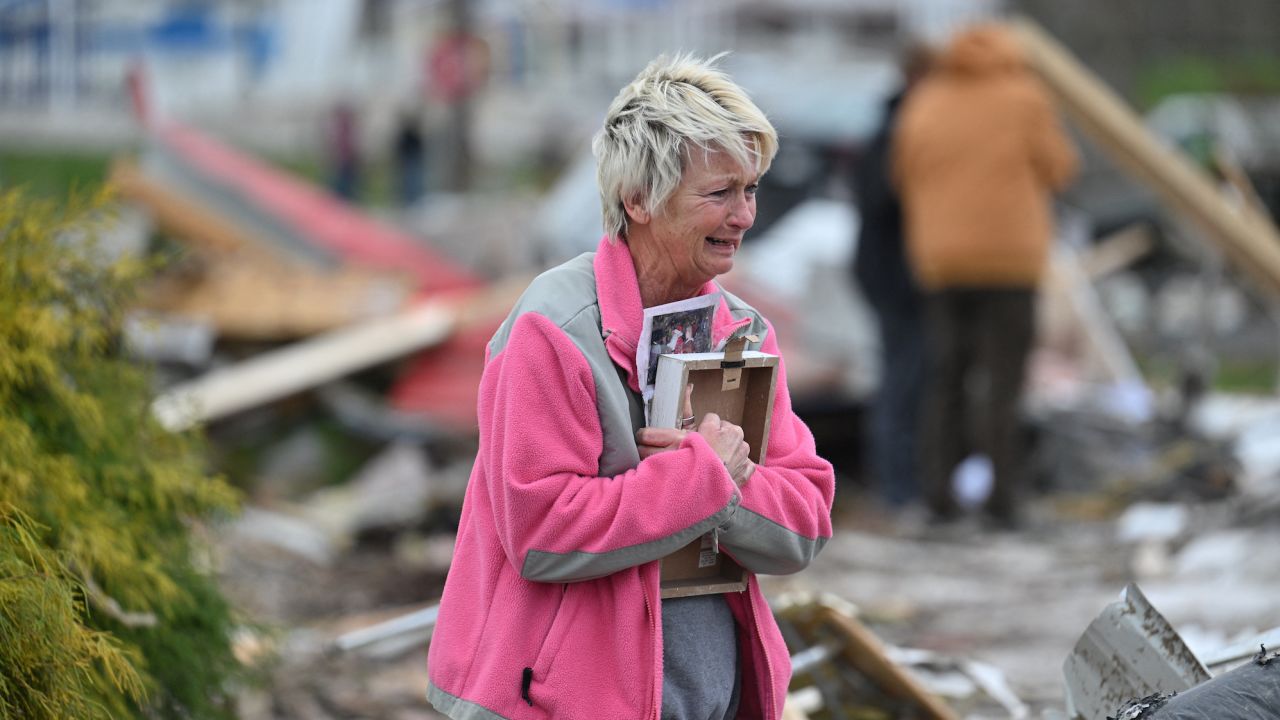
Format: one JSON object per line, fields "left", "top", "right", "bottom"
{"left": 711, "top": 527, "right": 720, "bottom": 555}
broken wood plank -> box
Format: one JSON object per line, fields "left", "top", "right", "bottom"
{"left": 815, "top": 604, "right": 961, "bottom": 720}
{"left": 152, "top": 299, "right": 457, "bottom": 431}
{"left": 1082, "top": 223, "right": 1155, "bottom": 280}
{"left": 150, "top": 275, "right": 531, "bottom": 432}
{"left": 116, "top": 158, "right": 418, "bottom": 339}
{"left": 1213, "top": 146, "right": 1274, "bottom": 228}
{"left": 111, "top": 157, "right": 261, "bottom": 257}
{"left": 139, "top": 257, "right": 414, "bottom": 339}
{"left": 1043, "top": 245, "right": 1145, "bottom": 386}
{"left": 1011, "top": 17, "right": 1280, "bottom": 297}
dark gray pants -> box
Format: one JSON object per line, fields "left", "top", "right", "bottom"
{"left": 922, "top": 288, "right": 1035, "bottom": 522}
{"left": 661, "top": 595, "right": 740, "bottom": 720}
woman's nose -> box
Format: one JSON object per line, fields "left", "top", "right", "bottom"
{"left": 727, "top": 193, "right": 755, "bottom": 230}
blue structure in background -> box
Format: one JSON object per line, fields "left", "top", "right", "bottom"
{"left": 0, "top": 0, "right": 278, "bottom": 107}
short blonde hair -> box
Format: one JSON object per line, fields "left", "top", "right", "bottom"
{"left": 592, "top": 53, "right": 778, "bottom": 240}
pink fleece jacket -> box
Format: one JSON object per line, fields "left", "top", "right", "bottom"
{"left": 426, "top": 237, "right": 835, "bottom": 720}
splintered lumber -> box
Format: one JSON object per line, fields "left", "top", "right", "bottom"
{"left": 1043, "top": 246, "right": 1144, "bottom": 386}
{"left": 139, "top": 258, "right": 414, "bottom": 339}
{"left": 1011, "top": 18, "right": 1280, "bottom": 296}
{"left": 151, "top": 275, "right": 531, "bottom": 433}
{"left": 1081, "top": 223, "right": 1155, "bottom": 279}
{"left": 333, "top": 604, "right": 440, "bottom": 656}
{"left": 111, "top": 157, "right": 254, "bottom": 255}
{"left": 114, "top": 158, "right": 416, "bottom": 338}
{"left": 152, "top": 299, "right": 457, "bottom": 432}
{"left": 815, "top": 605, "right": 961, "bottom": 720}
{"left": 1213, "top": 146, "right": 1274, "bottom": 226}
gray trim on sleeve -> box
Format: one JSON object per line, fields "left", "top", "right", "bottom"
{"left": 427, "top": 682, "right": 513, "bottom": 720}
{"left": 718, "top": 506, "right": 827, "bottom": 576}
{"left": 522, "top": 495, "right": 740, "bottom": 583}
{"left": 488, "top": 253, "right": 597, "bottom": 359}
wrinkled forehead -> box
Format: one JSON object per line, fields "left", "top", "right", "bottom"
{"left": 681, "top": 139, "right": 761, "bottom": 181}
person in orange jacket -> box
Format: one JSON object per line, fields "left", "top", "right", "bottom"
{"left": 893, "top": 23, "right": 1079, "bottom": 528}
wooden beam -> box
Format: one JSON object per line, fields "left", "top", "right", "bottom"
{"left": 1011, "top": 17, "right": 1280, "bottom": 297}
{"left": 110, "top": 158, "right": 260, "bottom": 257}
{"left": 150, "top": 276, "right": 530, "bottom": 432}
{"left": 152, "top": 299, "right": 457, "bottom": 431}
{"left": 1213, "top": 146, "right": 1274, "bottom": 226}
{"left": 1081, "top": 223, "right": 1154, "bottom": 279}
{"left": 817, "top": 606, "right": 961, "bottom": 720}
{"left": 115, "top": 158, "right": 420, "bottom": 339}
{"left": 1044, "top": 247, "right": 1145, "bottom": 386}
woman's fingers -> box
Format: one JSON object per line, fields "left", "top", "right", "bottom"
{"left": 637, "top": 427, "right": 684, "bottom": 446}
{"left": 696, "top": 414, "right": 751, "bottom": 476}
{"left": 636, "top": 427, "right": 687, "bottom": 459}
{"left": 653, "top": 414, "right": 754, "bottom": 485}
{"left": 721, "top": 429, "right": 754, "bottom": 487}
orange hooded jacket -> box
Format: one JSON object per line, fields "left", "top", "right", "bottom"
{"left": 894, "top": 24, "right": 1079, "bottom": 291}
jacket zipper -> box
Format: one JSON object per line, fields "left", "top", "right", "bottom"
{"left": 747, "top": 581, "right": 778, "bottom": 719}
{"left": 645, "top": 574, "right": 659, "bottom": 720}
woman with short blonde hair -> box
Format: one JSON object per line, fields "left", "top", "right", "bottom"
{"left": 427, "top": 54, "right": 832, "bottom": 720}
{"left": 593, "top": 53, "right": 778, "bottom": 240}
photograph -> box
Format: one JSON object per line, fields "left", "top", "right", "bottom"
{"left": 636, "top": 293, "right": 719, "bottom": 407}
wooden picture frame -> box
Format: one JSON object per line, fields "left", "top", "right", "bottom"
{"left": 650, "top": 340, "right": 778, "bottom": 598}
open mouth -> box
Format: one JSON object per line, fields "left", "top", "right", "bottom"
{"left": 706, "top": 237, "right": 736, "bottom": 248}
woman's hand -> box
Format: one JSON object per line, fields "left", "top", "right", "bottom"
{"left": 636, "top": 382, "right": 696, "bottom": 461}
{"left": 696, "top": 413, "right": 755, "bottom": 487}
{"left": 637, "top": 381, "right": 696, "bottom": 458}
{"left": 636, "top": 426, "right": 688, "bottom": 460}
{"left": 635, "top": 413, "right": 755, "bottom": 487}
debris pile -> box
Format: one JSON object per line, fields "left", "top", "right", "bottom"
{"left": 89, "top": 18, "right": 1280, "bottom": 718}
{"left": 1066, "top": 584, "right": 1280, "bottom": 720}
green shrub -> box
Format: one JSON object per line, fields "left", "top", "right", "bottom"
{"left": 0, "top": 189, "right": 241, "bottom": 719}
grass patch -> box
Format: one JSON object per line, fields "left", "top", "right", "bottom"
{"left": 1214, "top": 358, "right": 1278, "bottom": 394}
{"left": 1137, "top": 352, "right": 1278, "bottom": 395}
{"left": 0, "top": 149, "right": 112, "bottom": 198}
